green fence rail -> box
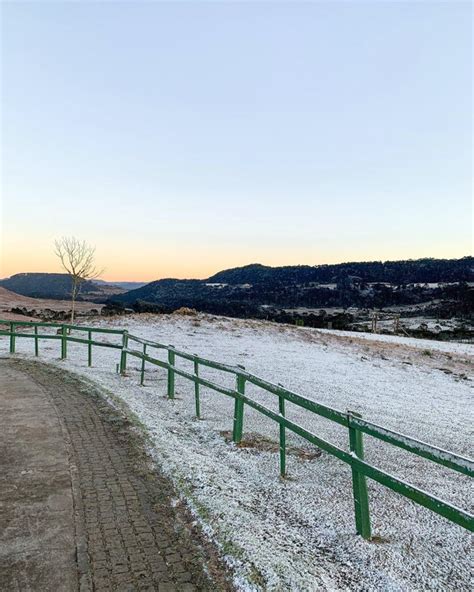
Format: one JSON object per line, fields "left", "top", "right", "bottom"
{"left": 1, "top": 318, "right": 473, "bottom": 539}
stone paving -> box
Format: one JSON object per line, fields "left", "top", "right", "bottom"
{"left": 0, "top": 359, "right": 231, "bottom": 592}
{"left": 0, "top": 360, "right": 78, "bottom": 591}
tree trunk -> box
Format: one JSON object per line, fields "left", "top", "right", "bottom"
{"left": 71, "top": 280, "right": 77, "bottom": 324}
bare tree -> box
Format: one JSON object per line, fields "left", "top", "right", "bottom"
{"left": 54, "top": 237, "right": 102, "bottom": 323}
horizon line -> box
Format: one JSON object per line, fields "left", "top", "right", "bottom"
{"left": 2, "top": 254, "right": 472, "bottom": 284}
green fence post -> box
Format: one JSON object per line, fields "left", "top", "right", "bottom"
{"left": 61, "top": 325, "right": 67, "bottom": 359}
{"left": 88, "top": 330, "right": 92, "bottom": 367}
{"left": 9, "top": 322, "right": 15, "bottom": 354}
{"left": 194, "top": 358, "right": 201, "bottom": 418}
{"left": 120, "top": 331, "right": 129, "bottom": 375}
{"left": 140, "top": 344, "right": 147, "bottom": 385}
{"left": 34, "top": 325, "right": 39, "bottom": 357}
{"left": 278, "top": 385, "right": 286, "bottom": 477}
{"left": 348, "top": 411, "right": 372, "bottom": 540}
{"left": 167, "top": 347, "right": 175, "bottom": 399}
{"left": 233, "top": 367, "right": 245, "bottom": 443}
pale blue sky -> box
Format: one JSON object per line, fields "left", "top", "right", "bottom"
{"left": 1, "top": 1, "right": 472, "bottom": 280}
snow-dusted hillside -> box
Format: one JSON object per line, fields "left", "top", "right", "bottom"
{"left": 1, "top": 314, "right": 472, "bottom": 591}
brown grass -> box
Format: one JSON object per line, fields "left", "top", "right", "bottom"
{"left": 220, "top": 430, "right": 322, "bottom": 460}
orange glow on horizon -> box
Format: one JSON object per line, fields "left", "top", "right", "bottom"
{"left": 1, "top": 239, "right": 470, "bottom": 283}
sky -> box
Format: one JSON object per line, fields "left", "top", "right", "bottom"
{"left": 1, "top": 1, "right": 472, "bottom": 282}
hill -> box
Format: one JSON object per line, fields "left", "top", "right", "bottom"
{"left": 95, "top": 280, "right": 147, "bottom": 291}
{"left": 111, "top": 257, "right": 473, "bottom": 323}
{"left": 208, "top": 258, "right": 473, "bottom": 285}
{"left": 0, "top": 273, "right": 125, "bottom": 301}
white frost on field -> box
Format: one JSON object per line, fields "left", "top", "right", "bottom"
{"left": 319, "top": 327, "right": 473, "bottom": 356}
{"left": 1, "top": 314, "right": 473, "bottom": 591}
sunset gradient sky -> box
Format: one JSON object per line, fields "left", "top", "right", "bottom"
{"left": 1, "top": 1, "right": 472, "bottom": 281}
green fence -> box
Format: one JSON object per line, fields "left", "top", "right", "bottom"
{"left": 1, "top": 318, "right": 473, "bottom": 539}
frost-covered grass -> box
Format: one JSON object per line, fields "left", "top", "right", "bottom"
{"left": 320, "top": 327, "right": 473, "bottom": 356}
{"left": 1, "top": 314, "right": 473, "bottom": 591}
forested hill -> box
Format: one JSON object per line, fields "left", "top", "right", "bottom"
{"left": 0, "top": 273, "right": 124, "bottom": 301}
{"left": 111, "top": 257, "right": 473, "bottom": 315}
{"left": 208, "top": 258, "right": 473, "bottom": 285}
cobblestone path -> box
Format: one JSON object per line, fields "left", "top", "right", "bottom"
{"left": 0, "top": 359, "right": 231, "bottom": 592}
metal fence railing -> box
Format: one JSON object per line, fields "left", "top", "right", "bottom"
{"left": 1, "top": 318, "right": 472, "bottom": 539}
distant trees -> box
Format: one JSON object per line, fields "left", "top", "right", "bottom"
{"left": 208, "top": 258, "right": 474, "bottom": 286}
{"left": 54, "top": 237, "right": 102, "bottom": 323}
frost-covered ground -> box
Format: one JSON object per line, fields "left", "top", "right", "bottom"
{"left": 324, "top": 327, "right": 473, "bottom": 355}
{"left": 1, "top": 313, "right": 473, "bottom": 591}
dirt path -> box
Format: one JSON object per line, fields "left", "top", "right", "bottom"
{"left": 0, "top": 359, "right": 231, "bottom": 592}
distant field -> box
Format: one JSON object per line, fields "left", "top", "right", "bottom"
{"left": 0, "top": 287, "right": 103, "bottom": 321}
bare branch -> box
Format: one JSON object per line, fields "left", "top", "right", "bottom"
{"left": 54, "top": 236, "right": 103, "bottom": 323}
